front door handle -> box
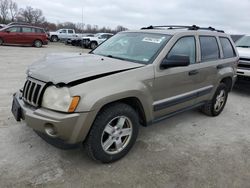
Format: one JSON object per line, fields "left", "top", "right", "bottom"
{"left": 189, "top": 70, "right": 199, "bottom": 76}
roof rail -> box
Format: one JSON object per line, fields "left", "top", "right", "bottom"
{"left": 141, "top": 25, "right": 224, "bottom": 33}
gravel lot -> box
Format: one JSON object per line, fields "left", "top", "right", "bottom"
{"left": 1, "top": 43, "right": 250, "bottom": 188}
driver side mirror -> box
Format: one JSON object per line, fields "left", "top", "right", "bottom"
{"left": 161, "top": 55, "right": 190, "bottom": 69}
{"left": 5, "top": 30, "right": 10, "bottom": 33}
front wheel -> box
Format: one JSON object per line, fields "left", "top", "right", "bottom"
{"left": 85, "top": 103, "right": 139, "bottom": 163}
{"left": 201, "top": 83, "right": 228, "bottom": 116}
{"left": 90, "top": 41, "right": 97, "bottom": 49}
{"left": 51, "top": 35, "right": 58, "bottom": 42}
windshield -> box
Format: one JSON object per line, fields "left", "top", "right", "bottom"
{"left": 92, "top": 32, "right": 171, "bottom": 64}
{"left": 236, "top": 36, "right": 250, "bottom": 48}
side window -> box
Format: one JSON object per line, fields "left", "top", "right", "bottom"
{"left": 199, "top": 36, "right": 220, "bottom": 62}
{"left": 60, "top": 30, "right": 66, "bottom": 33}
{"left": 100, "top": 34, "right": 107, "bottom": 39}
{"left": 6, "top": 27, "right": 21, "bottom": 33}
{"left": 219, "top": 37, "right": 236, "bottom": 58}
{"left": 107, "top": 34, "right": 113, "bottom": 39}
{"left": 167, "top": 36, "right": 196, "bottom": 64}
{"left": 68, "top": 30, "right": 74, "bottom": 34}
{"left": 22, "top": 27, "right": 32, "bottom": 33}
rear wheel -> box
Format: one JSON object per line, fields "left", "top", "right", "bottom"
{"left": 201, "top": 83, "right": 228, "bottom": 116}
{"left": 34, "top": 40, "right": 42, "bottom": 48}
{"left": 85, "top": 103, "right": 139, "bottom": 163}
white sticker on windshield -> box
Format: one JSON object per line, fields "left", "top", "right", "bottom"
{"left": 142, "top": 37, "right": 164, "bottom": 44}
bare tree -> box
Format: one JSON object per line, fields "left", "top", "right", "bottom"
{"left": 19, "top": 6, "right": 45, "bottom": 24}
{"left": 33, "top": 8, "right": 45, "bottom": 24}
{"left": 9, "top": 0, "right": 18, "bottom": 22}
{"left": 0, "top": 0, "right": 9, "bottom": 23}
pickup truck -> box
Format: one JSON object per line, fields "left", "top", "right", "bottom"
{"left": 235, "top": 35, "right": 250, "bottom": 79}
{"left": 82, "top": 33, "right": 114, "bottom": 49}
{"left": 49, "top": 29, "right": 77, "bottom": 42}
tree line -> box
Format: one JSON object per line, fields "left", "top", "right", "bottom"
{"left": 0, "top": 0, "right": 128, "bottom": 33}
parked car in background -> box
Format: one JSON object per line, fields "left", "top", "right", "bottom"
{"left": 7, "top": 22, "right": 31, "bottom": 26}
{"left": 82, "top": 33, "right": 114, "bottom": 49}
{"left": 12, "top": 25, "right": 238, "bottom": 163}
{"left": 230, "top": 35, "right": 244, "bottom": 43}
{"left": 235, "top": 35, "right": 250, "bottom": 79}
{"left": 0, "top": 25, "right": 48, "bottom": 47}
{"left": 0, "top": 24, "right": 6, "bottom": 29}
{"left": 66, "top": 33, "right": 95, "bottom": 46}
{"left": 49, "top": 29, "right": 77, "bottom": 42}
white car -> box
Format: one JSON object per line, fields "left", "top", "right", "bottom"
{"left": 236, "top": 36, "right": 250, "bottom": 78}
{"left": 82, "top": 33, "right": 114, "bottom": 49}
{"left": 49, "top": 29, "right": 77, "bottom": 42}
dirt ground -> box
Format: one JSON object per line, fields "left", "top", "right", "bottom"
{"left": 1, "top": 43, "right": 250, "bottom": 188}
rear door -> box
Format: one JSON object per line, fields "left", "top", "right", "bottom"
{"left": 194, "top": 35, "right": 223, "bottom": 104}
{"left": 3, "top": 26, "right": 22, "bottom": 44}
{"left": 21, "top": 26, "right": 36, "bottom": 44}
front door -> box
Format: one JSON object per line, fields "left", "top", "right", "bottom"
{"left": 152, "top": 36, "right": 204, "bottom": 119}
{"left": 3, "top": 26, "right": 22, "bottom": 44}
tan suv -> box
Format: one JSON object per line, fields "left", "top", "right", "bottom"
{"left": 12, "top": 25, "right": 238, "bottom": 163}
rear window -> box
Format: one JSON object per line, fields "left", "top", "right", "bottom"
{"left": 68, "top": 30, "right": 74, "bottom": 34}
{"left": 35, "top": 28, "right": 45, "bottom": 33}
{"left": 200, "top": 36, "right": 220, "bottom": 62}
{"left": 219, "top": 37, "right": 236, "bottom": 58}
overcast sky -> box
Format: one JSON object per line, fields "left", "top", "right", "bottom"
{"left": 17, "top": 0, "right": 250, "bottom": 34}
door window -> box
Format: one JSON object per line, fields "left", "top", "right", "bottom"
{"left": 6, "top": 27, "right": 21, "bottom": 33}
{"left": 167, "top": 36, "right": 196, "bottom": 64}
{"left": 22, "top": 27, "right": 35, "bottom": 33}
{"left": 199, "top": 36, "right": 220, "bottom": 62}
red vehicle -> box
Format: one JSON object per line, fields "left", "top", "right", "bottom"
{"left": 0, "top": 25, "right": 48, "bottom": 47}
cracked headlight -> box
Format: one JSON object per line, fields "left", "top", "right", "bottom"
{"left": 42, "top": 86, "right": 80, "bottom": 112}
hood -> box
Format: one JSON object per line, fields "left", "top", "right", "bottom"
{"left": 237, "top": 47, "right": 250, "bottom": 58}
{"left": 27, "top": 53, "right": 144, "bottom": 85}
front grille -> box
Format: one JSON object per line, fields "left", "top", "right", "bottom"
{"left": 22, "top": 77, "right": 46, "bottom": 107}
{"left": 238, "top": 58, "right": 250, "bottom": 70}
{"left": 240, "top": 57, "right": 250, "bottom": 62}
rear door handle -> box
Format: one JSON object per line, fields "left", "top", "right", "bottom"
{"left": 189, "top": 70, "right": 199, "bottom": 76}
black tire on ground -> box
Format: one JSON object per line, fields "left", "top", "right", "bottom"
{"left": 85, "top": 103, "right": 139, "bottom": 163}
{"left": 0, "top": 38, "right": 3, "bottom": 45}
{"left": 90, "top": 41, "right": 98, "bottom": 49}
{"left": 51, "top": 35, "right": 58, "bottom": 42}
{"left": 34, "top": 40, "right": 42, "bottom": 48}
{"left": 201, "top": 83, "right": 228, "bottom": 116}
{"left": 34, "top": 130, "right": 80, "bottom": 150}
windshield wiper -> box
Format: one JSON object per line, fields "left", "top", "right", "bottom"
{"left": 105, "top": 55, "right": 126, "bottom": 61}
{"left": 237, "top": 45, "right": 250, "bottom": 48}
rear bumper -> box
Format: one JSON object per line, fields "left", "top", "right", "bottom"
{"left": 237, "top": 68, "right": 250, "bottom": 77}
{"left": 13, "top": 91, "right": 92, "bottom": 144}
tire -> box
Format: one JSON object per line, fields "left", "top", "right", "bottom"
{"left": 201, "top": 83, "right": 228, "bottom": 116}
{"left": 34, "top": 40, "right": 42, "bottom": 48}
{"left": 90, "top": 41, "right": 98, "bottom": 49}
{"left": 85, "top": 103, "right": 139, "bottom": 163}
{"left": 0, "top": 38, "right": 3, "bottom": 45}
{"left": 51, "top": 35, "right": 58, "bottom": 42}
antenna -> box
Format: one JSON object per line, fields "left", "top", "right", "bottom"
{"left": 81, "top": 6, "right": 84, "bottom": 53}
